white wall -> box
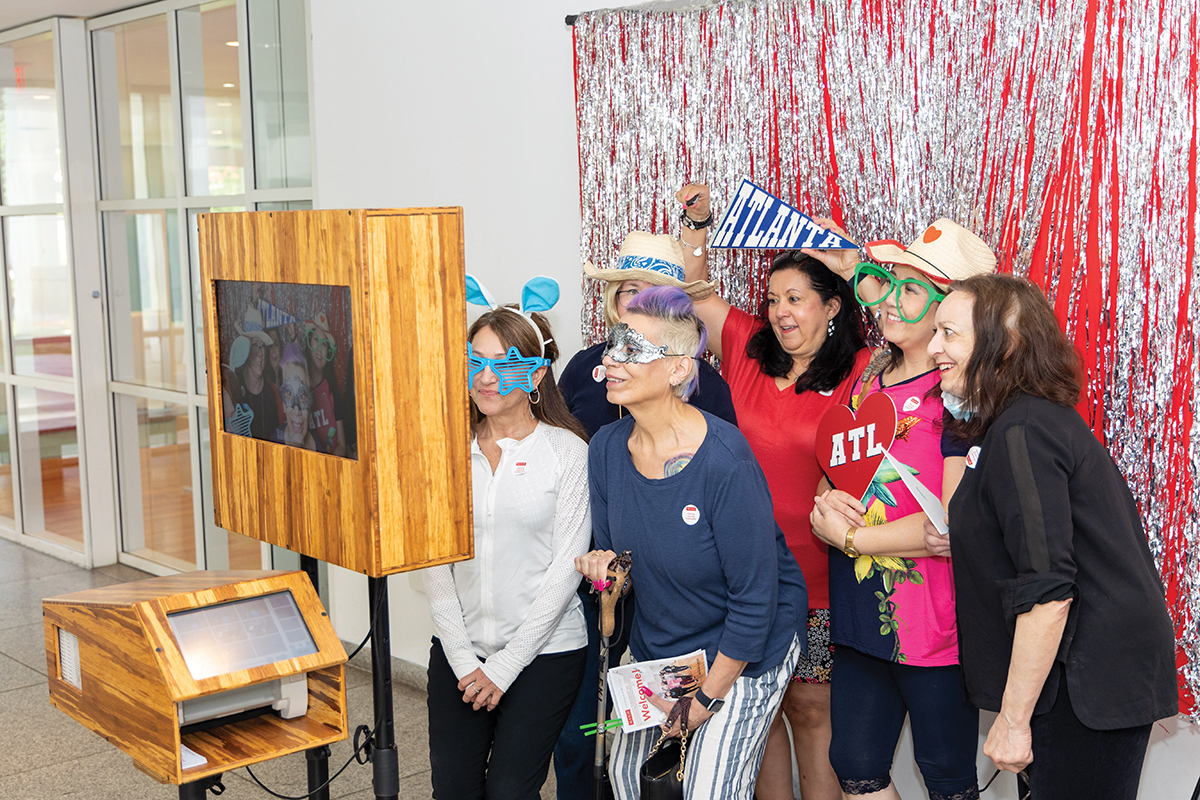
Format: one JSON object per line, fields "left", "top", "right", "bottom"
{"left": 308, "top": 0, "right": 633, "bottom": 666}
{"left": 307, "top": 1, "right": 1200, "bottom": 795}
{"left": 309, "top": 0, "right": 595, "bottom": 360}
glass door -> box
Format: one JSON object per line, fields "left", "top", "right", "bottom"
{"left": 0, "top": 29, "right": 90, "bottom": 559}
{"left": 89, "top": 0, "right": 312, "bottom": 574}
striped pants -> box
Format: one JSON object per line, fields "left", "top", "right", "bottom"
{"left": 609, "top": 636, "right": 801, "bottom": 800}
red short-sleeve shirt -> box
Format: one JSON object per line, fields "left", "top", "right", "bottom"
{"left": 720, "top": 307, "right": 870, "bottom": 609}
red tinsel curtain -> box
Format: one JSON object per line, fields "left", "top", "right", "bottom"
{"left": 573, "top": 0, "right": 1198, "bottom": 716}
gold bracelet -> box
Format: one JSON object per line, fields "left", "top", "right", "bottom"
{"left": 844, "top": 527, "right": 860, "bottom": 558}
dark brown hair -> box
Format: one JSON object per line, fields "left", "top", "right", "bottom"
{"left": 746, "top": 252, "right": 865, "bottom": 393}
{"left": 468, "top": 306, "right": 589, "bottom": 443}
{"left": 948, "top": 273, "right": 1080, "bottom": 439}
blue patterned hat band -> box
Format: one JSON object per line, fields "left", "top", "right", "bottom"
{"left": 615, "top": 254, "right": 686, "bottom": 282}
{"left": 581, "top": 231, "right": 716, "bottom": 301}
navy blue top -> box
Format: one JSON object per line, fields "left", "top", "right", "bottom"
{"left": 589, "top": 410, "right": 807, "bottom": 677}
{"left": 559, "top": 342, "right": 737, "bottom": 437}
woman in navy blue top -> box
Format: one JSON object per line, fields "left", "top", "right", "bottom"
{"left": 554, "top": 231, "right": 737, "bottom": 800}
{"left": 576, "top": 286, "right": 806, "bottom": 800}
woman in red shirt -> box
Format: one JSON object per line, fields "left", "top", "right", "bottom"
{"left": 677, "top": 184, "right": 869, "bottom": 800}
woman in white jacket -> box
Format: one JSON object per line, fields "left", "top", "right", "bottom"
{"left": 424, "top": 294, "right": 591, "bottom": 800}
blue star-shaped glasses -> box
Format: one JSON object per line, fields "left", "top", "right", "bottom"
{"left": 467, "top": 343, "right": 550, "bottom": 395}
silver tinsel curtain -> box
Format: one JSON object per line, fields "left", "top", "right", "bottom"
{"left": 573, "top": 0, "right": 1199, "bottom": 716}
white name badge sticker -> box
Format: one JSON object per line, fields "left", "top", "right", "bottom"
{"left": 966, "top": 446, "right": 981, "bottom": 470}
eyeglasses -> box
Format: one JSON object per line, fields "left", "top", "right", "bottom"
{"left": 853, "top": 262, "right": 946, "bottom": 323}
{"left": 614, "top": 287, "right": 641, "bottom": 306}
{"left": 306, "top": 329, "right": 337, "bottom": 360}
{"left": 467, "top": 343, "right": 550, "bottom": 395}
{"left": 603, "top": 322, "right": 687, "bottom": 364}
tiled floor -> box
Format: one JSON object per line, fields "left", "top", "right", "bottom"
{"left": 0, "top": 537, "right": 558, "bottom": 800}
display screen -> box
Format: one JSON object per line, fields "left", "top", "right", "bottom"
{"left": 168, "top": 591, "right": 319, "bottom": 680}
{"left": 214, "top": 280, "right": 357, "bottom": 459}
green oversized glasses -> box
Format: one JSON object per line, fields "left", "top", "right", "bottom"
{"left": 853, "top": 262, "right": 946, "bottom": 323}
{"left": 306, "top": 328, "right": 337, "bottom": 360}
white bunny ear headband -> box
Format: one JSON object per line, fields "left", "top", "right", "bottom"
{"left": 464, "top": 274, "right": 560, "bottom": 356}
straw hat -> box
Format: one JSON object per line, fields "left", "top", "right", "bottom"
{"left": 243, "top": 329, "right": 273, "bottom": 347}
{"left": 305, "top": 312, "right": 332, "bottom": 338}
{"left": 865, "top": 219, "right": 997, "bottom": 286}
{"left": 583, "top": 231, "right": 715, "bottom": 300}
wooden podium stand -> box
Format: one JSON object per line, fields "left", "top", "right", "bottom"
{"left": 197, "top": 208, "right": 473, "bottom": 577}
{"left": 195, "top": 208, "right": 474, "bottom": 799}
{"left": 43, "top": 571, "right": 347, "bottom": 786}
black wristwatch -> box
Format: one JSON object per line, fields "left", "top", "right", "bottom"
{"left": 694, "top": 688, "right": 725, "bottom": 713}
{"left": 680, "top": 208, "right": 713, "bottom": 230}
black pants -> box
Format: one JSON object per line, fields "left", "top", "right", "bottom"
{"left": 427, "top": 637, "right": 587, "bottom": 800}
{"left": 1028, "top": 677, "right": 1153, "bottom": 800}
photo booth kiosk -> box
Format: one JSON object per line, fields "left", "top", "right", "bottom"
{"left": 43, "top": 570, "right": 347, "bottom": 787}
{"left": 196, "top": 207, "right": 473, "bottom": 577}
{"left": 193, "top": 208, "right": 472, "bottom": 799}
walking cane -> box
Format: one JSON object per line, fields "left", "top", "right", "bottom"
{"left": 593, "top": 551, "right": 632, "bottom": 800}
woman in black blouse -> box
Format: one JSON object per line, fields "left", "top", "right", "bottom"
{"left": 925, "top": 274, "right": 1176, "bottom": 799}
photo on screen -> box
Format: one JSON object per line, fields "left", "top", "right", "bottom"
{"left": 215, "top": 280, "right": 357, "bottom": 459}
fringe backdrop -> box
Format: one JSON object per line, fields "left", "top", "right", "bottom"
{"left": 573, "top": 0, "right": 1199, "bottom": 716}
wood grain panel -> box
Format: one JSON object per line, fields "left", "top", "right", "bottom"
{"left": 43, "top": 570, "right": 290, "bottom": 607}
{"left": 44, "top": 571, "right": 349, "bottom": 785}
{"left": 200, "top": 211, "right": 375, "bottom": 573}
{"left": 367, "top": 210, "right": 472, "bottom": 573}
{"left": 198, "top": 208, "right": 473, "bottom": 576}
{"left": 44, "top": 603, "right": 181, "bottom": 783}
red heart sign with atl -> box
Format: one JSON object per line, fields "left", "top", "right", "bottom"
{"left": 814, "top": 392, "right": 898, "bottom": 503}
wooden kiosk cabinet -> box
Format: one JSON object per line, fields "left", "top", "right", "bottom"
{"left": 197, "top": 208, "right": 472, "bottom": 577}
{"left": 43, "top": 571, "right": 347, "bottom": 785}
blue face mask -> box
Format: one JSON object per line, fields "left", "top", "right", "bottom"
{"left": 941, "top": 391, "right": 975, "bottom": 421}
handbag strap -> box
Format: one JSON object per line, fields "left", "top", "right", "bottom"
{"left": 645, "top": 696, "right": 692, "bottom": 782}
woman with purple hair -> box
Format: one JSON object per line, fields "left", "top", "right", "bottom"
{"left": 576, "top": 286, "right": 807, "bottom": 799}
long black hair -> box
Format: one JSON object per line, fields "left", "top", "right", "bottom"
{"left": 746, "top": 252, "right": 865, "bottom": 394}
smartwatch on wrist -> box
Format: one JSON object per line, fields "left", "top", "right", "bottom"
{"left": 694, "top": 688, "right": 725, "bottom": 714}
{"left": 680, "top": 208, "right": 713, "bottom": 230}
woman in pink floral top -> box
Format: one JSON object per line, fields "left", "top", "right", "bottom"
{"left": 807, "top": 219, "right": 995, "bottom": 800}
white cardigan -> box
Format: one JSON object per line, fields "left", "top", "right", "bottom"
{"left": 423, "top": 422, "right": 591, "bottom": 692}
